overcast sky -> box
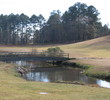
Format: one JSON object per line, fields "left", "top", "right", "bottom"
{"left": 0, "top": 0, "right": 109, "bottom": 26}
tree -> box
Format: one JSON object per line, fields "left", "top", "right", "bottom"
{"left": 30, "top": 14, "right": 45, "bottom": 44}
{"left": 37, "top": 14, "right": 46, "bottom": 29}
{"left": 0, "top": 3, "right": 109, "bottom": 45}
{"left": 62, "top": 2, "right": 100, "bottom": 42}
{"left": 87, "top": 5, "right": 100, "bottom": 24}
{"left": 39, "top": 10, "right": 64, "bottom": 43}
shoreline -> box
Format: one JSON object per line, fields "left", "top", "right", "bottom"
{"left": 63, "top": 58, "right": 110, "bottom": 80}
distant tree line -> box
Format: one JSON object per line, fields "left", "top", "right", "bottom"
{"left": 0, "top": 2, "right": 109, "bottom": 45}
{"left": 0, "top": 13, "right": 45, "bottom": 45}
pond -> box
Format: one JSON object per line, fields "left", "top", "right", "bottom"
{"left": 11, "top": 61, "right": 110, "bottom": 88}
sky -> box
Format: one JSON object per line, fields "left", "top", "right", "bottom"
{"left": 0, "top": 0, "right": 109, "bottom": 26}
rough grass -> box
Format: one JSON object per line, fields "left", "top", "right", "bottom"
{"left": 0, "top": 62, "right": 110, "bottom": 100}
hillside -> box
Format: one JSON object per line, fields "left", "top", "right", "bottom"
{"left": 72, "top": 35, "right": 110, "bottom": 49}
{"left": 60, "top": 35, "right": 110, "bottom": 58}
{"left": 0, "top": 35, "right": 110, "bottom": 58}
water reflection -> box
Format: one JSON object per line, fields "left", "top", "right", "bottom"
{"left": 13, "top": 61, "right": 110, "bottom": 88}
{"left": 24, "top": 68, "right": 96, "bottom": 84}
{"left": 97, "top": 80, "right": 110, "bottom": 88}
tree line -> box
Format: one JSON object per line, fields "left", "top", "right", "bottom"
{"left": 0, "top": 2, "right": 110, "bottom": 45}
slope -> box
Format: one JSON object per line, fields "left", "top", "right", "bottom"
{"left": 60, "top": 35, "right": 110, "bottom": 58}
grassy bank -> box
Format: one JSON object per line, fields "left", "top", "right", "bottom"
{"left": 69, "top": 59, "right": 110, "bottom": 80}
{"left": 59, "top": 35, "right": 110, "bottom": 79}
{"left": 0, "top": 62, "right": 110, "bottom": 100}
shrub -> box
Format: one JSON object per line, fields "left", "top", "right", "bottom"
{"left": 46, "top": 47, "right": 64, "bottom": 57}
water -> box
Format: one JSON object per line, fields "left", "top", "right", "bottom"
{"left": 39, "top": 92, "right": 48, "bottom": 94}
{"left": 12, "top": 61, "right": 110, "bottom": 88}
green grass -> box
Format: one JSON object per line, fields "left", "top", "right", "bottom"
{"left": 0, "top": 62, "right": 110, "bottom": 100}
{"left": 72, "top": 61, "right": 110, "bottom": 79}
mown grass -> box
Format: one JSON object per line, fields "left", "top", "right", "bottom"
{"left": 58, "top": 35, "right": 110, "bottom": 58}
{"left": 60, "top": 43, "right": 110, "bottom": 58}
{"left": 1, "top": 35, "right": 110, "bottom": 99}
{"left": 0, "top": 62, "right": 110, "bottom": 100}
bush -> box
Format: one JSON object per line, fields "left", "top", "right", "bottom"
{"left": 46, "top": 47, "right": 64, "bottom": 57}
{"left": 31, "top": 48, "right": 38, "bottom": 54}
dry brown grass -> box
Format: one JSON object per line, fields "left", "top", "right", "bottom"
{"left": 1, "top": 35, "right": 110, "bottom": 66}
{"left": 1, "top": 35, "right": 110, "bottom": 57}
{"left": 70, "top": 58, "right": 110, "bottom": 73}
{"left": 59, "top": 35, "right": 110, "bottom": 77}
{"left": 71, "top": 58, "right": 110, "bottom": 67}
{"left": 59, "top": 35, "right": 110, "bottom": 58}
{"left": 1, "top": 36, "right": 110, "bottom": 99}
